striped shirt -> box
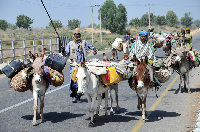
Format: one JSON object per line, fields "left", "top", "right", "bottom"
{"left": 129, "top": 36, "right": 157, "bottom": 62}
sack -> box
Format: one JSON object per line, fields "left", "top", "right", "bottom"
{"left": 45, "top": 66, "right": 64, "bottom": 87}
{"left": 2, "top": 59, "right": 23, "bottom": 78}
{"left": 154, "top": 67, "right": 171, "bottom": 83}
{"left": 188, "top": 51, "right": 199, "bottom": 65}
{"left": 10, "top": 68, "right": 31, "bottom": 92}
{"left": 117, "top": 43, "right": 123, "bottom": 51}
{"left": 45, "top": 53, "right": 67, "bottom": 72}
{"left": 86, "top": 62, "right": 108, "bottom": 75}
{"left": 101, "top": 67, "right": 122, "bottom": 86}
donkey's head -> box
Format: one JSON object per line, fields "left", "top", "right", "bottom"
{"left": 133, "top": 56, "right": 150, "bottom": 89}
{"left": 76, "top": 62, "right": 89, "bottom": 96}
{"left": 30, "top": 48, "right": 46, "bottom": 84}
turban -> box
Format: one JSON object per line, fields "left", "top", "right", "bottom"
{"left": 73, "top": 28, "right": 80, "bottom": 34}
{"left": 181, "top": 28, "right": 185, "bottom": 31}
{"left": 186, "top": 28, "right": 190, "bottom": 31}
{"left": 139, "top": 30, "right": 147, "bottom": 35}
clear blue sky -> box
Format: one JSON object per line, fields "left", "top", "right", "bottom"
{"left": 0, "top": 0, "right": 200, "bottom": 28}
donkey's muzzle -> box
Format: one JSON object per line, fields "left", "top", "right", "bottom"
{"left": 77, "top": 92, "right": 84, "bottom": 96}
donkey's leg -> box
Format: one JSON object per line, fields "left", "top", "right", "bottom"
{"left": 109, "top": 87, "right": 114, "bottom": 115}
{"left": 39, "top": 95, "right": 45, "bottom": 122}
{"left": 96, "top": 94, "right": 102, "bottom": 117}
{"left": 115, "top": 85, "right": 120, "bottom": 113}
{"left": 104, "top": 90, "right": 108, "bottom": 117}
{"left": 88, "top": 95, "right": 96, "bottom": 127}
{"left": 186, "top": 72, "right": 191, "bottom": 94}
{"left": 142, "top": 95, "right": 147, "bottom": 123}
{"left": 179, "top": 75, "right": 182, "bottom": 93}
{"left": 116, "top": 50, "right": 118, "bottom": 59}
{"left": 32, "top": 91, "right": 38, "bottom": 126}
{"left": 137, "top": 96, "right": 141, "bottom": 110}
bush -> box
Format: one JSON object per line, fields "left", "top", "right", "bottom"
{"left": 36, "top": 40, "right": 42, "bottom": 45}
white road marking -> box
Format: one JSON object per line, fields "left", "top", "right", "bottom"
{"left": 0, "top": 83, "right": 69, "bottom": 114}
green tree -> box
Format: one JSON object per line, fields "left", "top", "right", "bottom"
{"left": 100, "top": 0, "right": 117, "bottom": 33}
{"left": 115, "top": 3, "right": 127, "bottom": 34}
{"left": 140, "top": 14, "right": 149, "bottom": 27}
{"left": 87, "top": 23, "right": 97, "bottom": 28}
{"left": 166, "top": 10, "right": 179, "bottom": 27}
{"left": 155, "top": 15, "right": 166, "bottom": 26}
{"left": 0, "top": 20, "right": 8, "bottom": 31}
{"left": 68, "top": 19, "right": 81, "bottom": 30}
{"left": 180, "top": 13, "right": 193, "bottom": 27}
{"left": 129, "top": 17, "right": 140, "bottom": 28}
{"left": 16, "top": 15, "right": 34, "bottom": 29}
{"left": 193, "top": 19, "right": 200, "bottom": 27}
{"left": 49, "top": 20, "right": 63, "bottom": 28}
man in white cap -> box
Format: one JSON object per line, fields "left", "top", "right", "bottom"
{"left": 65, "top": 28, "right": 97, "bottom": 103}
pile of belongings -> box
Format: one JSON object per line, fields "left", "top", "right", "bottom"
{"left": 2, "top": 53, "right": 67, "bottom": 92}
{"left": 71, "top": 58, "right": 125, "bottom": 86}
{"left": 44, "top": 53, "right": 67, "bottom": 87}
{"left": 153, "top": 59, "right": 171, "bottom": 83}
{"left": 2, "top": 59, "right": 32, "bottom": 92}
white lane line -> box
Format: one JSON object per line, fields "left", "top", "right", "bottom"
{"left": 0, "top": 83, "right": 69, "bottom": 114}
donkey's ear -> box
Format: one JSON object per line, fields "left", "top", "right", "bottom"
{"left": 29, "top": 51, "right": 36, "bottom": 61}
{"left": 40, "top": 48, "right": 46, "bottom": 58}
{"left": 136, "top": 58, "right": 140, "bottom": 65}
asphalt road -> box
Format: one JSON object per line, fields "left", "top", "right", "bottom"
{"left": 0, "top": 32, "right": 200, "bottom": 132}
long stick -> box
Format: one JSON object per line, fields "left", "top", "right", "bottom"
{"left": 41, "top": 0, "right": 64, "bottom": 53}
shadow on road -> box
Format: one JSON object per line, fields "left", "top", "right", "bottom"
{"left": 146, "top": 110, "right": 181, "bottom": 122}
{"left": 21, "top": 112, "right": 85, "bottom": 123}
{"left": 87, "top": 114, "right": 138, "bottom": 127}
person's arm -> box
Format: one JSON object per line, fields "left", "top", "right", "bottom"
{"left": 65, "top": 43, "right": 70, "bottom": 56}
{"left": 85, "top": 41, "right": 97, "bottom": 55}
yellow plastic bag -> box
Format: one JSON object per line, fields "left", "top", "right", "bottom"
{"left": 101, "top": 67, "right": 122, "bottom": 86}
{"left": 71, "top": 67, "right": 78, "bottom": 82}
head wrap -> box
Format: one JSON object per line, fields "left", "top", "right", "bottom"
{"left": 139, "top": 30, "right": 147, "bottom": 35}
{"left": 186, "top": 28, "right": 190, "bottom": 31}
{"left": 181, "top": 28, "right": 185, "bottom": 31}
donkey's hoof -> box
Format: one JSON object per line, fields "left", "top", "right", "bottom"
{"left": 32, "top": 122, "right": 37, "bottom": 126}
{"left": 116, "top": 110, "right": 120, "bottom": 114}
{"left": 142, "top": 119, "right": 146, "bottom": 123}
{"left": 88, "top": 121, "right": 95, "bottom": 127}
{"left": 188, "top": 91, "right": 191, "bottom": 94}
{"left": 40, "top": 119, "right": 45, "bottom": 123}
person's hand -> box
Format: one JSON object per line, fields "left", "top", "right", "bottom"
{"left": 93, "top": 48, "right": 97, "bottom": 55}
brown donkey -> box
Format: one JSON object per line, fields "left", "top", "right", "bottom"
{"left": 29, "top": 48, "right": 49, "bottom": 126}
{"left": 128, "top": 56, "right": 152, "bottom": 122}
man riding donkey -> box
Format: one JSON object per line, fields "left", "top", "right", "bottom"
{"left": 64, "top": 28, "right": 97, "bottom": 103}
{"left": 184, "top": 28, "right": 192, "bottom": 50}
{"left": 129, "top": 30, "right": 159, "bottom": 87}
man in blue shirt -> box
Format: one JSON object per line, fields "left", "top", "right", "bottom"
{"left": 123, "top": 30, "right": 133, "bottom": 44}
{"left": 65, "top": 28, "right": 97, "bottom": 103}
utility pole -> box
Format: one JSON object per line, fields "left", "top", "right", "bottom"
{"left": 91, "top": 6, "right": 94, "bottom": 45}
{"left": 95, "top": 5, "right": 102, "bottom": 45}
{"left": 148, "top": 4, "right": 150, "bottom": 29}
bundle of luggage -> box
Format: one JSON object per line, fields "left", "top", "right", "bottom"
{"left": 2, "top": 53, "right": 67, "bottom": 92}
{"left": 71, "top": 60, "right": 123, "bottom": 86}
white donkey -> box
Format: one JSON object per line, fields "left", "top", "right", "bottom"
{"left": 76, "top": 62, "right": 109, "bottom": 127}
{"left": 29, "top": 48, "right": 49, "bottom": 126}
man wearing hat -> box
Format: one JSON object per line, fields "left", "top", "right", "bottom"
{"left": 65, "top": 28, "right": 97, "bottom": 103}
{"left": 129, "top": 30, "right": 157, "bottom": 86}
{"left": 185, "top": 28, "right": 192, "bottom": 49}
{"left": 123, "top": 30, "right": 134, "bottom": 44}
{"left": 179, "top": 28, "right": 185, "bottom": 37}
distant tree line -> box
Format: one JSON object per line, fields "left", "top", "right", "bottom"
{"left": 0, "top": 2, "right": 200, "bottom": 33}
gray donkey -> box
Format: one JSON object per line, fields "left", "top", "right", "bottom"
{"left": 175, "top": 45, "right": 191, "bottom": 93}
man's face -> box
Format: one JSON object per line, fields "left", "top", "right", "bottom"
{"left": 75, "top": 33, "right": 81, "bottom": 38}
{"left": 186, "top": 30, "right": 190, "bottom": 34}
{"left": 181, "top": 30, "right": 185, "bottom": 34}
{"left": 140, "top": 35, "right": 146, "bottom": 42}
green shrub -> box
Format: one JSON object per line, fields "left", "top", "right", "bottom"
{"left": 36, "top": 40, "right": 42, "bottom": 45}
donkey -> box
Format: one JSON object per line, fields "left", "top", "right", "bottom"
{"left": 29, "top": 48, "right": 50, "bottom": 126}
{"left": 128, "top": 56, "right": 153, "bottom": 122}
{"left": 76, "top": 62, "right": 109, "bottom": 127}
{"left": 175, "top": 46, "right": 191, "bottom": 93}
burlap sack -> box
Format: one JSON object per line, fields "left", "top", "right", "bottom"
{"left": 10, "top": 68, "right": 30, "bottom": 92}
{"left": 45, "top": 66, "right": 64, "bottom": 87}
